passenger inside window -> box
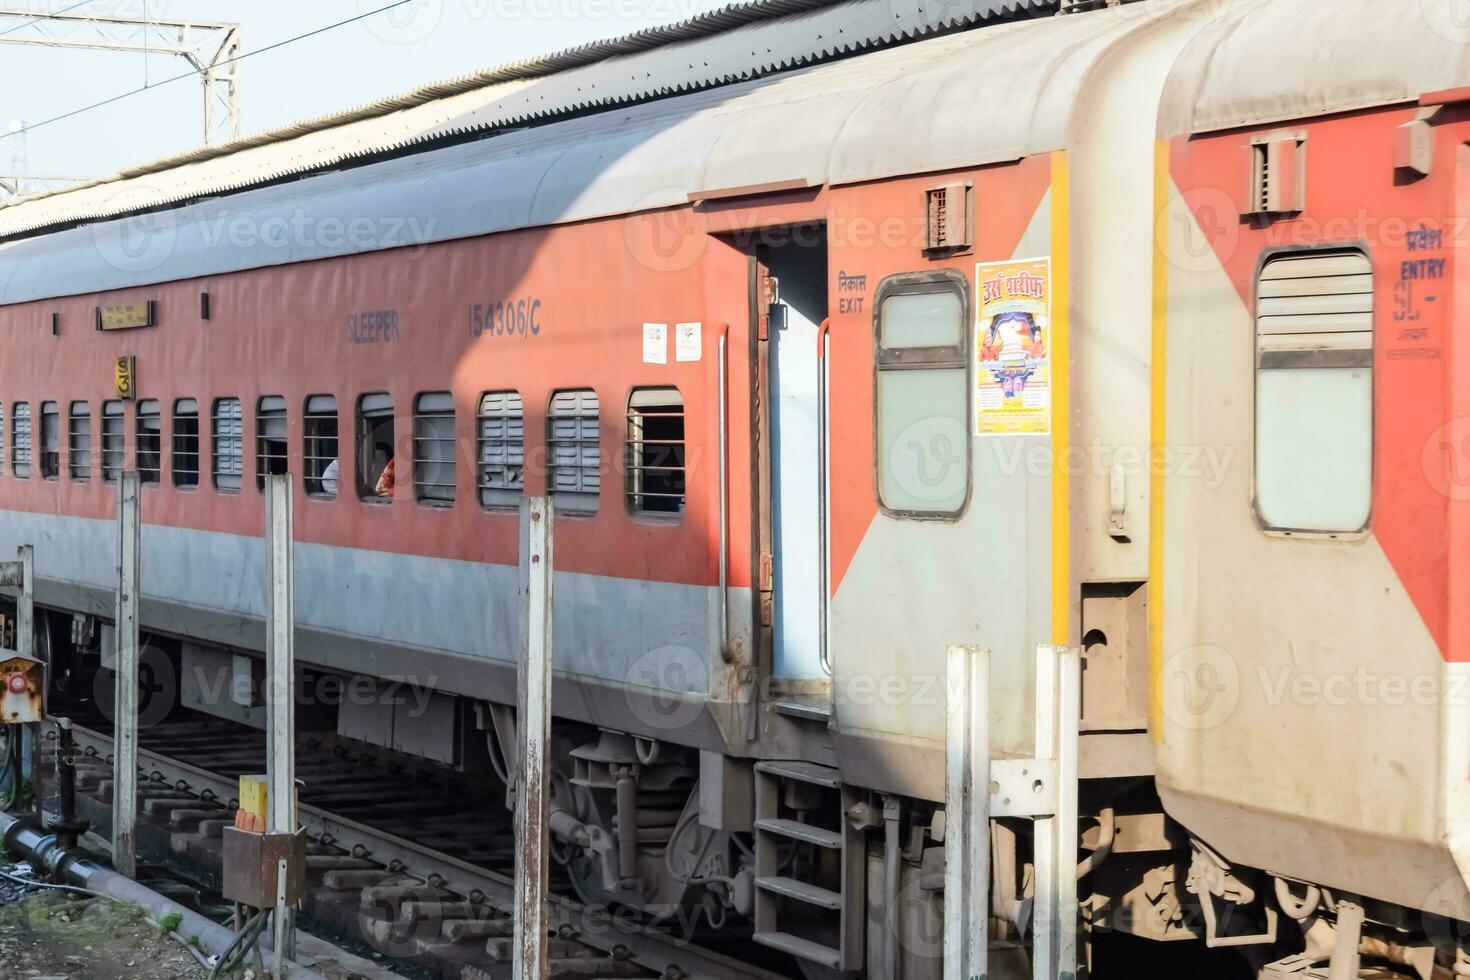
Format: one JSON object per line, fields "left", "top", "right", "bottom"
{"left": 304, "top": 395, "right": 339, "bottom": 499}
{"left": 356, "top": 394, "right": 395, "bottom": 500}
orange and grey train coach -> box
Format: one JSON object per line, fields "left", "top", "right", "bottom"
{"left": 3, "top": 0, "right": 1470, "bottom": 977}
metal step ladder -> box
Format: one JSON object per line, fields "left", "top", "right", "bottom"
{"left": 946, "top": 643, "right": 1082, "bottom": 980}
{"left": 752, "top": 759, "right": 864, "bottom": 972}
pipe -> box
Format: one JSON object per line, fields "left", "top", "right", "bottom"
{"left": 1274, "top": 876, "right": 1322, "bottom": 922}
{"left": 616, "top": 773, "right": 639, "bottom": 887}
{"left": 718, "top": 328, "right": 732, "bottom": 664}
{"left": 0, "top": 810, "right": 324, "bottom": 979}
{"left": 882, "top": 796, "right": 901, "bottom": 980}
{"left": 1076, "top": 808, "right": 1115, "bottom": 881}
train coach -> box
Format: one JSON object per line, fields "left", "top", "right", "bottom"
{"left": 2, "top": 0, "right": 1470, "bottom": 977}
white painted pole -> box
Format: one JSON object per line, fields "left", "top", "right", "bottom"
{"left": 513, "top": 496, "right": 553, "bottom": 980}
{"left": 264, "top": 473, "right": 296, "bottom": 978}
{"left": 945, "top": 644, "right": 990, "bottom": 980}
{"left": 1056, "top": 647, "right": 1082, "bottom": 980}
{"left": 113, "top": 472, "right": 140, "bottom": 878}
{"left": 1032, "top": 646, "right": 1058, "bottom": 980}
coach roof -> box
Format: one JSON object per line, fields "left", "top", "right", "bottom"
{"left": 1159, "top": 0, "right": 1470, "bottom": 138}
{"left": 0, "top": 0, "right": 1159, "bottom": 304}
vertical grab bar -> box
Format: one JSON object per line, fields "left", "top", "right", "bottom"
{"left": 817, "top": 319, "right": 832, "bottom": 677}
{"left": 718, "top": 326, "right": 732, "bottom": 663}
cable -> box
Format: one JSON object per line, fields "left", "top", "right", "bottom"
{"left": 0, "top": 0, "right": 100, "bottom": 38}
{"left": 0, "top": 0, "right": 422, "bottom": 142}
{"left": 0, "top": 866, "right": 103, "bottom": 896}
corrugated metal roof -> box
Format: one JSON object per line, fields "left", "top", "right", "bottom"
{"left": 1159, "top": 0, "right": 1470, "bottom": 137}
{"left": 0, "top": 3, "right": 1163, "bottom": 306}
{"left": 0, "top": 0, "right": 1052, "bottom": 239}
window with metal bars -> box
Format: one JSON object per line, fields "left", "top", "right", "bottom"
{"left": 547, "top": 389, "right": 600, "bottom": 513}
{"left": 412, "top": 392, "right": 456, "bottom": 506}
{"left": 625, "top": 388, "right": 685, "bottom": 515}
{"left": 0, "top": 404, "right": 6, "bottom": 478}
{"left": 101, "top": 401, "right": 124, "bottom": 483}
{"left": 476, "top": 391, "right": 523, "bottom": 509}
{"left": 256, "top": 396, "right": 288, "bottom": 490}
{"left": 172, "top": 399, "right": 200, "bottom": 488}
{"left": 39, "top": 402, "right": 60, "bottom": 479}
{"left": 136, "top": 400, "right": 161, "bottom": 484}
{"left": 356, "top": 393, "right": 395, "bottom": 501}
{"left": 304, "top": 395, "right": 339, "bottom": 499}
{"left": 212, "top": 398, "right": 243, "bottom": 492}
{"left": 12, "top": 402, "right": 32, "bottom": 479}
{"left": 68, "top": 402, "right": 91, "bottom": 481}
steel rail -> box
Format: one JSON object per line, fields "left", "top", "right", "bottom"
{"left": 62, "top": 717, "right": 787, "bottom": 980}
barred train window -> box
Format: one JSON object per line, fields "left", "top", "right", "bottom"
{"left": 212, "top": 398, "right": 244, "bottom": 492}
{"left": 477, "top": 391, "right": 523, "bottom": 508}
{"left": 101, "top": 401, "right": 124, "bottom": 483}
{"left": 39, "top": 402, "right": 59, "bottom": 479}
{"left": 256, "top": 396, "right": 288, "bottom": 490}
{"left": 413, "top": 392, "right": 456, "bottom": 506}
{"left": 12, "top": 402, "right": 31, "bottom": 479}
{"left": 172, "top": 399, "right": 199, "bottom": 488}
{"left": 0, "top": 403, "right": 6, "bottom": 477}
{"left": 547, "top": 389, "right": 599, "bottom": 513}
{"left": 136, "top": 400, "right": 161, "bottom": 484}
{"left": 356, "top": 393, "right": 394, "bottom": 500}
{"left": 874, "top": 273, "right": 970, "bottom": 516}
{"left": 68, "top": 402, "right": 91, "bottom": 481}
{"left": 626, "top": 388, "right": 685, "bottom": 514}
{"left": 304, "top": 395, "right": 339, "bottom": 499}
{"left": 1255, "top": 250, "right": 1373, "bottom": 534}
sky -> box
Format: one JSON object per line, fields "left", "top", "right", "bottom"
{"left": 0, "top": 0, "right": 711, "bottom": 184}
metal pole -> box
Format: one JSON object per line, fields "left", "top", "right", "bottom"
{"left": 1056, "top": 647, "right": 1081, "bottom": 980}
{"left": 16, "top": 545, "right": 32, "bottom": 661}
{"left": 264, "top": 473, "right": 296, "bottom": 978}
{"left": 945, "top": 644, "right": 990, "bottom": 980}
{"left": 113, "top": 472, "right": 140, "bottom": 879}
{"left": 1032, "top": 647, "right": 1057, "bottom": 980}
{"left": 513, "top": 496, "right": 553, "bottom": 980}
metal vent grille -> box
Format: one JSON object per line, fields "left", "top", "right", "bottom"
{"left": 213, "top": 398, "right": 244, "bottom": 491}
{"left": 925, "top": 182, "right": 971, "bottom": 251}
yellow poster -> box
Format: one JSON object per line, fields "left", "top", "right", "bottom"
{"left": 976, "top": 257, "right": 1051, "bottom": 436}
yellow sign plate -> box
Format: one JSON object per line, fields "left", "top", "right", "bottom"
{"left": 97, "top": 301, "right": 154, "bottom": 331}
{"left": 115, "top": 355, "right": 136, "bottom": 400}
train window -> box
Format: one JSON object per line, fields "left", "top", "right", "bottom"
{"left": 256, "top": 396, "right": 288, "bottom": 491}
{"left": 12, "top": 402, "right": 31, "bottom": 479}
{"left": 873, "top": 273, "right": 970, "bottom": 517}
{"left": 412, "top": 392, "right": 457, "bottom": 507}
{"left": 136, "top": 400, "right": 161, "bottom": 484}
{"left": 1255, "top": 249, "right": 1374, "bottom": 534}
{"left": 0, "top": 403, "right": 5, "bottom": 477}
{"left": 68, "top": 402, "right": 91, "bottom": 482}
{"left": 304, "top": 395, "right": 339, "bottom": 499}
{"left": 39, "top": 402, "right": 60, "bottom": 479}
{"left": 477, "top": 391, "right": 523, "bottom": 509}
{"left": 212, "top": 398, "right": 244, "bottom": 492}
{"left": 625, "top": 388, "right": 685, "bottom": 515}
{"left": 356, "top": 393, "right": 395, "bottom": 501}
{"left": 101, "top": 401, "right": 124, "bottom": 483}
{"left": 547, "top": 389, "right": 600, "bottom": 513}
{"left": 172, "top": 399, "right": 200, "bottom": 489}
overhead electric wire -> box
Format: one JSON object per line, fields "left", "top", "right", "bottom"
{"left": 0, "top": 0, "right": 422, "bottom": 142}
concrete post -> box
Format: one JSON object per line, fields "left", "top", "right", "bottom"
{"left": 264, "top": 473, "right": 296, "bottom": 977}
{"left": 513, "top": 496, "right": 553, "bottom": 980}
{"left": 113, "top": 472, "right": 141, "bottom": 878}
{"left": 945, "top": 644, "right": 990, "bottom": 980}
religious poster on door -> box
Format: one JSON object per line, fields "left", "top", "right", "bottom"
{"left": 976, "top": 257, "right": 1051, "bottom": 436}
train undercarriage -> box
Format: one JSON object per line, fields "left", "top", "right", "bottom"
{"left": 2, "top": 600, "right": 1466, "bottom": 980}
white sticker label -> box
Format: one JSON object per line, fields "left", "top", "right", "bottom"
{"left": 675, "top": 322, "right": 702, "bottom": 362}
{"left": 642, "top": 322, "right": 668, "bottom": 364}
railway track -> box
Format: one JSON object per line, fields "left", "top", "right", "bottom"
{"left": 40, "top": 707, "right": 794, "bottom": 980}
